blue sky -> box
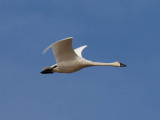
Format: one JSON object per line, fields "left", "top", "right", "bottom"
{"left": 0, "top": 0, "right": 160, "bottom": 120}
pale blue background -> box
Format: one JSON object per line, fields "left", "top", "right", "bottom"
{"left": 0, "top": 0, "right": 160, "bottom": 120}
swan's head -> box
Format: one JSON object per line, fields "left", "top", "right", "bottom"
{"left": 113, "top": 62, "right": 126, "bottom": 67}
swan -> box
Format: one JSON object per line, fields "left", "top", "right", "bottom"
{"left": 41, "top": 37, "right": 126, "bottom": 74}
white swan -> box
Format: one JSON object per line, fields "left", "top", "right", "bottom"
{"left": 41, "top": 37, "right": 126, "bottom": 74}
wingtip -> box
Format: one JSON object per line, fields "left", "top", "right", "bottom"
{"left": 68, "top": 37, "right": 73, "bottom": 39}
{"left": 84, "top": 45, "right": 88, "bottom": 48}
{"left": 41, "top": 37, "right": 74, "bottom": 54}
{"left": 63, "top": 37, "right": 73, "bottom": 40}
{"left": 42, "top": 50, "right": 46, "bottom": 54}
{"left": 42, "top": 43, "right": 55, "bottom": 54}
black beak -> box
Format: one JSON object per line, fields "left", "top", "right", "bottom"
{"left": 120, "top": 63, "right": 127, "bottom": 67}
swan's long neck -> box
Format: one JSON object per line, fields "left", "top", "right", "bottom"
{"left": 85, "top": 60, "right": 114, "bottom": 66}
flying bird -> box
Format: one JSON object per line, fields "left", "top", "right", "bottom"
{"left": 41, "top": 37, "right": 126, "bottom": 74}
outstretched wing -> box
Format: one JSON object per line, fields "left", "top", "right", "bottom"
{"left": 43, "top": 37, "right": 79, "bottom": 63}
{"left": 74, "top": 45, "right": 87, "bottom": 58}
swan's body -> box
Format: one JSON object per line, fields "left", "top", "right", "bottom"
{"left": 41, "top": 37, "right": 126, "bottom": 74}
